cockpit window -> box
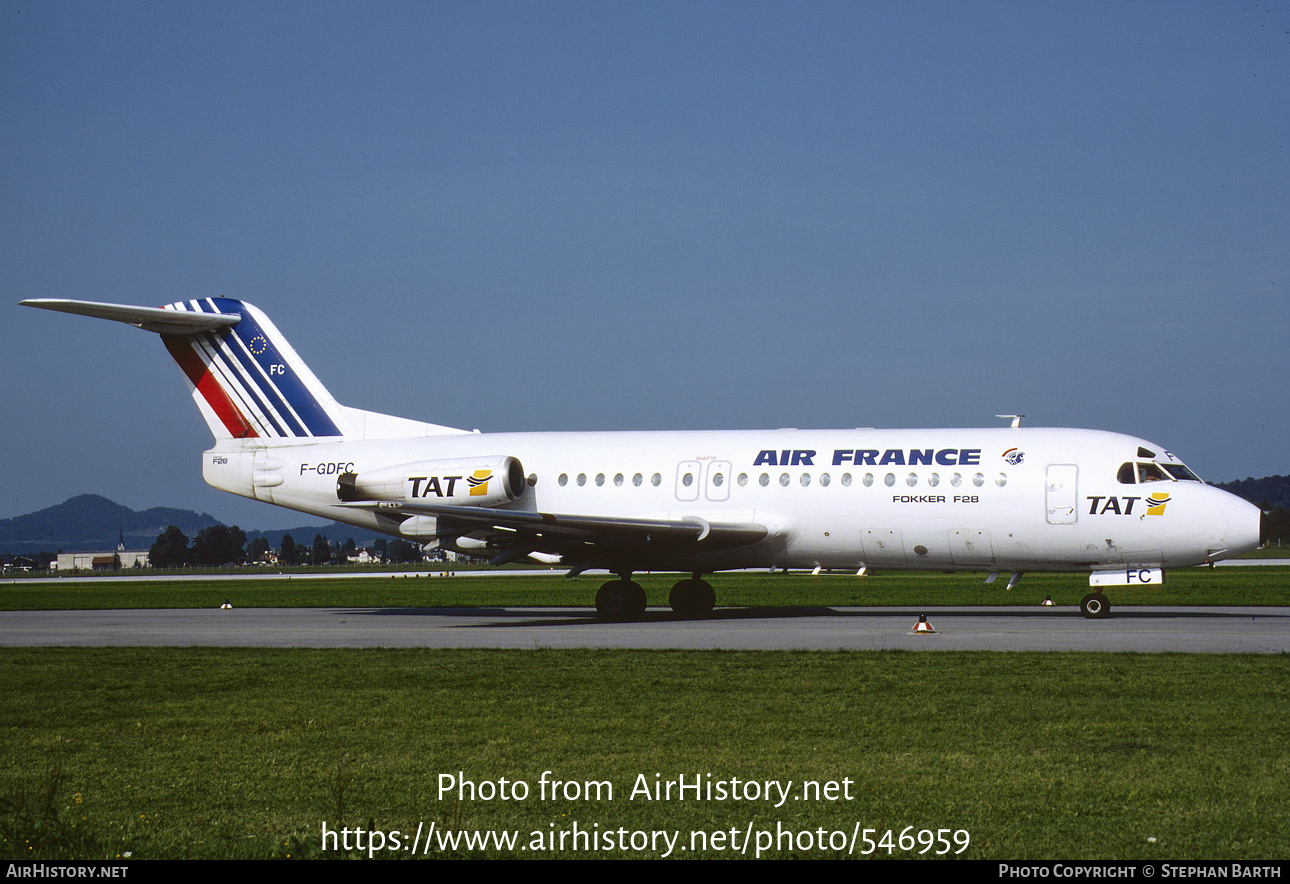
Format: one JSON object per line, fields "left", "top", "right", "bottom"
{"left": 1137, "top": 462, "right": 1169, "bottom": 483}
{"left": 1161, "top": 463, "right": 1201, "bottom": 482}
{"left": 1119, "top": 459, "right": 1202, "bottom": 484}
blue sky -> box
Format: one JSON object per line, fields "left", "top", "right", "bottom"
{"left": 3, "top": 1, "right": 1287, "bottom": 529}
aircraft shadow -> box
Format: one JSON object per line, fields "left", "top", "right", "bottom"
{"left": 343, "top": 605, "right": 1289, "bottom": 628}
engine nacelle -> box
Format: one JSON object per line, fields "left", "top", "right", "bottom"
{"left": 337, "top": 456, "right": 525, "bottom": 507}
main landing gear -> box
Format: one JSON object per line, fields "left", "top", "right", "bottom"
{"left": 595, "top": 576, "right": 647, "bottom": 622}
{"left": 669, "top": 575, "right": 716, "bottom": 619}
{"left": 1080, "top": 591, "right": 1110, "bottom": 619}
{"left": 594, "top": 573, "right": 717, "bottom": 621}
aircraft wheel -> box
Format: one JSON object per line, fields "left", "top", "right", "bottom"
{"left": 1080, "top": 592, "right": 1110, "bottom": 619}
{"left": 597, "top": 580, "right": 646, "bottom": 621}
{"left": 669, "top": 578, "right": 716, "bottom": 618}
{"left": 625, "top": 581, "right": 647, "bottom": 619}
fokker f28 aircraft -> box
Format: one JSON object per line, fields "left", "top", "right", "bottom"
{"left": 23, "top": 298, "right": 1263, "bottom": 620}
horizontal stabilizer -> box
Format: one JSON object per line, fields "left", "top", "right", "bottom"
{"left": 21, "top": 299, "right": 241, "bottom": 335}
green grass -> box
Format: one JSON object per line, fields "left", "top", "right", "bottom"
{"left": 2, "top": 648, "right": 1287, "bottom": 860}
{"left": 3, "top": 569, "right": 1286, "bottom": 859}
{"left": 3, "top": 566, "right": 1288, "bottom": 611}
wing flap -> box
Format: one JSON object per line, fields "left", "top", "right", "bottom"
{"left": 344, "top": 501, "right": 769, "bottom": 550}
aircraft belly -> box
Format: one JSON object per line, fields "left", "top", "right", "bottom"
{"left": 948, "top": 529, "right": 995, "bottom": 567}
{"left": 861, "top": 528, "right": 908, "bottom": 565}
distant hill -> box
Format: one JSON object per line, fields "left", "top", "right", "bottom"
{"left": 0, "top": 494, "right": 383, "bottom": 555}
{"left": 0, "top": 494, "right": 221, "bottom": 554}
{"left": 1214, "top": 475, "right": 1290, "bottom": 511}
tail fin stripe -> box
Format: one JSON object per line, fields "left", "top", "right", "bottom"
{"left": 193, "top": 330, "right": 295, "bottom": 437}
{"left": 173, "top": 299, "right": 342, "bottom": 438}
{"left": 175, "top": 300, "right": 300, "bottom": 437}
{"left": 169, "top": 300, "right": 301, "bottom": 438}
{"left": 190, "top": 324, "right": 300, "bottom": 437}
{"left": 196, "top": 298, "right": 342, "bottom": 437}
{"left": 161, "top": 334, "right": 259, "bottom": 439}
{"left": 216, "top": 319, "right": 333, "bottom": 436}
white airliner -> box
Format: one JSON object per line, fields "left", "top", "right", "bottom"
{"left": 22, "top": 297, "right": 1263, "bottom": 620}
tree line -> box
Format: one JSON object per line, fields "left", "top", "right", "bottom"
{"left": 147, "top": 525, "right": 427, "bottom": 567}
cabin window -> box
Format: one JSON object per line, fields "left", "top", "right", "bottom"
{"left": 995, "top": 473, "right": 1007, "bottom": 487}
{"left": 906, "top": 472, "right": 918, "bottom": 487}
{"left": 951, "top": 473, "right": 963, "bottom": 487}
{"left": 884, "top": 473, "right": 896, "bottom": 487}
{"left": 559, "top": 473, "right": 569, "bottom": 487}
{"left": 862, "top": 473, "right": 873, "bottom": 487}
{"left": 780, "top": 473, "right": 791, "bottom": 486}
{"left": 614, "top": 473, "right": 624, "bottom": 486}
{"left": 759, "top": 473, "right": 770, "bottom": 487}
{"left": 681, "top": 472, "right": 693, "bottom": 487}
{"left": 577, "top": 473, "right": 587, "bottom": 486}
{"left": 633, "top": 473, "right": 643, "bottom": 486}
{"left": 651, "top": 473, "right": 662, "bottom": 486}
{"left": 928, "top": 472, "right": 940, "bottom": 487}
{"left": 713, "top": 472, "right": 725, "bottom": 487}
{"left": 973, "top": 472, "right": 985, "bottom": 487}
{"left": 819, "top": 472, "right": 831, "bottom": 487}
{"left": 596, "top": 473, "right": 606, "bottom": 486}
{"left": 737, "top": 473, "right": 749, "bottom": 486}
{"left": 841, "top": 473, "right": 853, "bottom": 486}
{"left": 800, "top": 473, "right": 810, "bottom": 486}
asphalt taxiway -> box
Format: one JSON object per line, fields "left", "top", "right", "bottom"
{"left": 2, "top": 605, "right": 1288, "bottom": 652}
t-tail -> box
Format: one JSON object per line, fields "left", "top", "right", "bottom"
{"left": 19, "top": 297, "right": 467, "bottom": 442}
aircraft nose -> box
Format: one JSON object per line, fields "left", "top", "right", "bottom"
{"left": 1220, "top": 494, "right": 1262, "bottom": 560}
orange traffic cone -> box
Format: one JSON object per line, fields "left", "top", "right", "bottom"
{"left": 911, "top": 614, "right": 936, "bottom": 634}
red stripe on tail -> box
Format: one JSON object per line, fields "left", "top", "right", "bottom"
{"left": 162, "top": 334, "right": 259, "bottom": 439}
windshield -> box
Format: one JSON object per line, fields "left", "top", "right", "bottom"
{"left": 1161, "top": 462, "right": 1201, "bottom": 482}
{"left": 1117, "top": 461, "right": 1203, "bottom": 484}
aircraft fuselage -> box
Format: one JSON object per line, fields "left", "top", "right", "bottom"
{"left": 204, "top": 426, "right": 1260, "bottom": 575}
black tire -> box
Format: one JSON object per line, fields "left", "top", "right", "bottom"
{"left": 1080, "top": 591, "right": 1110, "bottom": 619}
{"left": 669, "top": 578, "right": 716, "bottom": 618}
{"left": 669, "top": 579, "right": 695, "bottom": 617}
{"left": 625, "top": 581, "right": 647, "bottom": 620}
{"left": 596, "top": 580, "right": 629, "bottom": 621}
{"left": 597, "top": 580, "right": 647, "bottom": 621}
{"left": 691, "top": 579, "right": 715, "bottom": 617}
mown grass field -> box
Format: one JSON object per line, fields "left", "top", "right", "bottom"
{"left": 1, "top": 568, "right": 1286, "bottom": 861}
{"left": 1, "top": 648, "right": 1288, "bottom": 860}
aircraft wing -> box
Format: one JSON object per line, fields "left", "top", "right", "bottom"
{"left": 343, "top": 501, "right": 770, "bottom": 568}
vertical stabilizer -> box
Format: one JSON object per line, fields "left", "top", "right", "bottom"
{"left": 161, "top": 298, "right": 350, "bottom": 440}
{"left": 21, "top": 296, "right": 467, "bottom": 442}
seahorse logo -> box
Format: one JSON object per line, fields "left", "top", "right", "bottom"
{"left": 467, "top": 470, "right": 492, "bottom": 496}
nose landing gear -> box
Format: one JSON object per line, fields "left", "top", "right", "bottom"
{"left": 1080, "top": 591, "right": 1110, "bottom": 619}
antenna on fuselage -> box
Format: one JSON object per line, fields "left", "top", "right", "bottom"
{"left": 996, "top": 414, "right": 1024, "bottom": 429}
